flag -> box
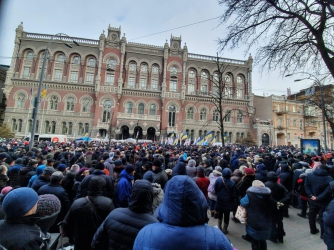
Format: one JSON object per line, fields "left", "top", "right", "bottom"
{"left": 167, "top": 131, "right": 175, "bottom": 138}
{"left": 211, "top": 136, "right": 216, "bottom": 144}
{"left": 96, "top": 132, "right": 99, "bottom": 138}
{"left": 179, "top": 130, "right": 184, "bottom": 140}
{"left": 224, "top": 133, "right": 227, "bottom": 141}
{"left": 173, "top": 136, "right": 179, "bottom": 145}
{"left": 85, "top": 133, "right": 89, "bottom": 137}
{"left": 197, "top": 137, "right": 205, "bottom": 145}
{"left": 41, "top": 85, "right": 47, "bottom": 99}
{"left": 181, "top": 132, "right": 188, "bottom": 140}
{"left": 136, "top": 130, "right": 139, "bottom": 139}
{"left": 205, "top": 130, "right": 213, "bottom": 140}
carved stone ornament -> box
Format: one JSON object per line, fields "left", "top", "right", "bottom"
{"left": 172, "top": 41, "right": 179, "bottom": 49}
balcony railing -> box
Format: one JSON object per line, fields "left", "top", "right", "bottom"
{"left": 275, "top": 110, "right": 287, "bottom": 115}
{"left": 277, "top": 126, "right": 285, "bottom": 130}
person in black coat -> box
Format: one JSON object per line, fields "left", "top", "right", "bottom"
{"left": 323, "top": 180, "right": 334, "bottom": 250}
{"left": 255, "top": 164, "right": 268, "bottom": 183}
{"left": 31, "top": 167, "right": 54, "bottom": 192}
{"left": 152, "top": 159, "right": 168, "bottom": 189}
{"left": 279, "top": 163, "right": 292, "bottom": 217}
{"left": 305, "top": 165, "right": 333, "bottom": 237}
{"left": 18, "top": 159, "right": 38, "bottom": 187}
{"left": 237, "top": 168, "right": 256, "bottom": 200}
{"left": 265, "top": 172, "right": 290, "bottom": 243}
{"left": 91, "top": 179, "right": 158, "bottom": 250}
{"left": 38, "top": 171, "right": 71, "bottom": 232}
{"left": 63, "top": 176, "right": 114, "bottom": 250}
{"left": 171, "top": 157, "right": 186, "bottom": 177}
{"left": 61, "top": 164, "right": 80, "bottom": 203}
{"left": 76, "top": 162, "right": 114, "bottom": 199}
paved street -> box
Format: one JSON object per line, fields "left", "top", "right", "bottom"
{"left": 208, "top": 207, "right": 326, "bottom": 250}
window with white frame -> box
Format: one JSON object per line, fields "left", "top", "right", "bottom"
{"left": 293, "top": 106, "right": 296, "bottom": 112}
{"left": 237, "top": 111, "right": 243, "bottom": 123}
{"left": 129, "top": 62, "right": 136, "bottom": 71}
{"left": 151, "top": 79, "right": 158, "bottom": 90}
{"left": 12, "top": 119, "right": 17, "bottom": 131}
{"left": 138, "top": 103, "right": 145, "bottom": 114}
{"left": 70, "top": 71, "right": 78, "bottom": 83}
{"left": 87, "top": 58, "right": 96, "bottom": 67}
{"left": 188, "top": 70, "right": 195, "bottom": 78}
{"left": 224, "top": 87, "right": 231, "bottom": 98}
{"left": 106, "top": 74, "right": 114, "bottom": 85}
{"left": 72, "top": 56, "right": 80, "bottom": 65}
{"left": 236, "top": 89, "right": 243, "bottom": 99}
{"left": 225, "top": 111, "right": 231, "bottom": 122}
{"left": 188, "top": 84, "right": 194, "bottom": 94}
{"left": 49, "top": 95, "right": 58, "bottom": 110}
{"left": 54, "top": 69, "right": 62, "bottom": 81}
{"left": 225, "top": 74, "right": 231, "bottom": 82}
{"left": 102, "top": 100, "right": 111, "bottom": 122}
{"left": 201, "top": 71, "right": 208, "bottom": 79}
{"left": 66, "top": 97, "right": 75, "bottom": 111}
{"left": 82, "top": 98, "right": 91, "bottom": 112}
{"left": 170, "top": 80, "right": 177, "bottom": 92}
{"left": 128, "top": 77, "right": 135, "bottom": 88}
{"left": 170, "top": 66, "right": 178, "bottom": 78}
{"left": 213, "top": 109, "right": 219, "bottom": 121}
{"left": 293, "top": 120, "right": 297, "bottom": 126}
{"left": 56, "top": 54, "right": 65, "bottom": 62}
{"left": 16, "top": 93, "right": 25, "bottom": 108}
{"left": 141, "top": 64, "right": 148, "bottom": 72}
{"left": 200, "top": 108, "right": 207, "bottom": 120}
{"left": 237, "top": 75, "right": 243, "bottom": 83}
{"left": 108, "top": 59, "right": 116, "bottom": 69}
{"left": 187, "top": 107, "right": 194, "bottom": 119}
{"left": 85, "top": 73, "right": 94, "bottom": 84}
{"left": 152, "top": 65, "right": 159, "bottom": 74}
{"left": 26, "top": 51, "right": 33, "bottom": 60}
{"left": 126, "top": 102, "right": 133, "bottom": 114}
{"left": 286, "top": 105, "right": 289, "bottom": 112}
{"left": 22, "top": 67, "right": 30, "bottom": 78}
{"left": 201, "top": 85, "right": 208, "bottom": 94}
{"left": 149, "top": 104, "right": 156, "bottom": 115}
{"left": 140, "top": 78, "right": 147, "bottom": 89}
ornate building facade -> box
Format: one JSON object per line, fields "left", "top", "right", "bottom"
{"left": 4, "top": 23, "right": 253, "bottom": 142}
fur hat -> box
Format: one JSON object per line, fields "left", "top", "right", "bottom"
{"left": 2, "top": 187, "right": 38, "bottom": 218}
{"left": 252, "top": 180, "right": 265, "bottom": 187}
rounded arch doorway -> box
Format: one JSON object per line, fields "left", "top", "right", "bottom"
{"left": 261, "top": 133, "right": 269, "bottom": 146}
{"left": 134, "top": 126, "right": 143, "bottom": 139}
{"left": 121, "top": 125, "right": 130, "bottom": 140}
{"left": 147, "top": 127, "right": 156, "bottom": 141}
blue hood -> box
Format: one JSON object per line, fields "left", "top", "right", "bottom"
{"left": 120, "top": 169, "right": 134, "bottom": 181}
{"left": 159, "top": 175, "right": 208, "bottom": 226}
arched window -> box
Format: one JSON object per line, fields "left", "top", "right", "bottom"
{"left": 16, "top": 93, "right": 25, "bottom": 108}
{"left": 213, "top": 73, "right": 219, "bottom": 83}
{"left": 45, "top": 121, "right": 50, "bottom": 133}
{"left": 199, "top": 130, "right": 203, "bottom": 138}
{"left": 102, "top": 100, "right": 111, "bottom": 122}
{"left": 126, "top": 102, "right": 133, "bottom": 114}
{"left": 88, "top": 57, "right": 96, "bottom": 67}
{"left": 200, "top": 108, "right": 207, "bottom": 120}
{"left": 140, "top": 64, "right": 148, "bottom": 72}
{"left": 138, "top": 103, "right": 145, "bottom": 114}
{"left": 72, "top": 56, "right": 80, "bottom": 65}
{"left": 49, "top": 95, "right": 58, "bottom": 110}
{"left": 51, "top": 121, "right": 56, "bottom": 134}
{"left": 152, "top": 65, "right": 159, "bottom": 74}
{"left": 35, "top": 120, "right": 39, "bottom": 133}
{"left": 11, "top": 119, "right": 17, "bottom": 131}
{"left": 129, "top": 62, "right": 136, "bottom": 71}
{"left": 149, "top": 104, "right": 156, "bottom": 115}
{"left": 66, "top": 97, "right": 75, "bottom": 111}
{"left": 62, "top": 122, "right": 67, "bottom": 134}
{"left": 187, "top": 107, "right": 194, "bottom": 119}
{"left": 56, "top": 54, "right": 65, "bottom": 62}
{"left": 68, "top": 122, "right": 73, "bottom": 135}
{"left": 216, "top": 131, "right": 220, "bottom": 142}
{"left": 107, "top": 59, "right": 116, "bottom": 71}
{"left": 170, "top": 66, "right": 178, "bottom": 78}
{"left": 85, "top": 123, "right": 89, "bottom": 133}
{"left": 28, "top": 119, "right": 32, "bottom": 132}
{"left": 26, "top": 51, "right": 33, "bottom": 60}
{"left": 168, "top": 105, "right": 176, "bottom": 126}
{"left": 190, "top": 129, "right": 194, "bottom": 141}
{"left": 17, "top": 119, "right": 22, "bottom": 132}
{"left": 213, "top": 109, "right": 219, "bottom": 121}
{"left": 225, "top": 74, "right": 231, "bottom": 82}
{"left": 237, "top": 111, "right": 243, "bottom": 123}
{"left": 78, "top": 123, "right": 84, "bottom": 135}
{"left": 188, "top": 70, "right": 195, "bottom": 78}
{"left": 201, "top": 71, "right": 208, "bottom": 79}
{"left": 237, "top": 75, "right": 244, "bottom": 83}
{"left": 82, "top": 98, "right": 91, "bottom": 112}
{"left": 225, "top": 111, "right": 231, "bottom": 122}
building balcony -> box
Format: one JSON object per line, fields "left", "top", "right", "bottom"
{"left": 276, "top": 125, "right": 285, "bottom": 130}
{"left": 275, "top": 110, "right": 287, "bottom": 115}
{"left": 305, "top": 125, "right": 317, "bottom": 131}
{"left": 117, "top": 113, "right": 161, "bottom": 121}
{"left": 303, "top": 112, "right": 317, "bottom": 118}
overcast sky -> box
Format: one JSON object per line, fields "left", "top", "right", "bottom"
{"left": 0, "top": 0, "right": 309, "bottom": 96}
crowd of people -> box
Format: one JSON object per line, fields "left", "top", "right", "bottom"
{"left": 0, "top": 139, "right": 333, "bottom": 250}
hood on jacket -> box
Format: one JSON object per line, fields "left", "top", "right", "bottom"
{"left": 257, "top": 164, "right": 266, "bottom": 171}
{"left": 36, "top": 165, "right": 46, "bottom": 176}
{"left": 159, "top": 175, "right": 208, "bottom": 226}
{"left": 266, "top": 171, "right": 278, "bottom": 182}
{"left": 120, "top": 169, "right": 134, "bottom": 181}
{"left": 178, "top": 157, "right": 185, "bottom": 163}
{"left": 88, "top": 176, "right": 106, "bottom": 196}
{"left": 280, "top": 163, "right": 289, "bottom": 172}
{"left": 129, "top": 179, "right": 153, "bottom": 213}
{"left": 232, "top": 169, "right": 243, "bottom": 177}
{"left": 313, "top": 167, "right": 329, "bottom": 176}
{"left": 222, "top": 168, "right": 232, "bottom": 179}
{"left": 213, "top": 170, "right": 222, "bottom": 176}
{"left": 151, "top": 182, "right": 162, "bottom": 195}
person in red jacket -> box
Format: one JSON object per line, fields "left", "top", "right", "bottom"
{"left": 193, "top": 166, "right": 210, "bottom": 199}
{"left": 296, "top": 169, "right": 313, "bottom": 218}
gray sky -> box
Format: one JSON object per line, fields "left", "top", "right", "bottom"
{"left": 0, "top": 0, "right": 307, "bottom": 95}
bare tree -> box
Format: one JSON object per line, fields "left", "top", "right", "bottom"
{"left": 218, "top": 0, "right": 334, "bottom": 77}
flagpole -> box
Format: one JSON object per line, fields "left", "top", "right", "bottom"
{"left": 39, "top": 99, "right": 46, "bottom": 134}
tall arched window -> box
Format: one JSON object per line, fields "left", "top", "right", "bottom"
{"left": 170, "top": 66, "right": 178, "bottom": 78}
{"left": 51, "top": 121, "right": 56, "bottom": 133}
{"left": 149, "top": 104, "right": 156, "bottom": 115}
{"left": 17, "top": 119, "right": 22, "bottom": 132}
{"left": 140, "top": 64, "right": 148, "bottom": 72}
{"left": 49, "top": 95, "right": 58, "bottom": 110}
{"left": 68, "top": 122, "right": 73, "bottom": 135}
{"left": 225, "top": 111, "right": 231, "bottom": 122}
{"left": 129, "top": 62, "right": 136, "bottom": 71}
{"left": 78, "top": 123, "right": 84, "bottom": 135}
{"left": 200, "top": 108, "right": 207, "bottom": 120}
{"left": 152, "top": 65, "right": 159, "bottom": 74}
{"left": 126, "top": 102, "right": 133, "bottom": 114}
{"left": 72, "top": 56, "right": 80, "bottom": 64}
{"left": 82, "top": 98, "right": 91, "bottom": 112}
{"left": 138, "top": 103, "right": 145, "bottom": 114}
{"left": 45, "top": 121, "right": 50, "bottom": 133}
{"left": 188, "top": 70, "right": 195, "bottom": 78}
{"left": 168, "top": 105, "right": 176, "bottom": 126}
{"left": 87, "top": 57, "right": 96, "bottom": 67}
{"left": 56, "top": 54, "right": 65, "bottom": 62}
{"left": 108, "top": 59, "right": 116, "bottom": 67}
{"left": 213, "top": 109, "right": 219, "bottom": 121}
{"left": 85, "top": 123, "right": 89, "bottom": 133}
{"left": 12, "top": 119, "right": 17, "bottom": 131}
{"left": 26, "top": 51, "right": 33, "bottom": 60}
{"left": 225, "top": 74, "right": 231, "bottom": 82}
{"left": 102, "top": 100, "right": 111, "bottom": 122}
{"left": 187, "top": 107, "right": 194, "bottom": 119}
{"left": 201, "top": 71, "right": 208, "bottom": 79}
{"left": 62, "top": 122, "right": 67, "bottom": 134}
{"left": 237, "top": 111, "right": 243, "bottom": 123}
{"left": 16, "top": 93, "right": 26, "bottom": 108}
{"left": 66, "top": 97, "right": 75, "bottom": 111}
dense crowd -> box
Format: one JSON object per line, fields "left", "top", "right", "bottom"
{"left": 0, "top": 140, "right": 334, "bottom": 250}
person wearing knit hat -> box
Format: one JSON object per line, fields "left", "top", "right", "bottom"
{"left": 57, "top": 163, "right": 67, "bottom": 173}
{"left": 31, "top": 167, "right": 55, "bottom": 192}
{"left": 255, "top": 163, "right": 268, "bottom": 183}
{"left": 0, "top": 187, "right": 44, "bottom": 249}
{"left": 38, "top": 171, "right": 70, "bottom": 232}
{"left": 240, "top": 179, "right": 272, "bottom": 249}
{"left": 152, "top": 159, "right": 168, "bottom": 189}
{"left": 114, "top": 164, "right": 135, "bottom": 208}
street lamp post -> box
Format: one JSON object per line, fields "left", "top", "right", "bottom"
{"left": 29, "top": 33, "right": 79, "bottom": 151}
{"left": 285, "top": 72, "right": 329, "bottom": 152}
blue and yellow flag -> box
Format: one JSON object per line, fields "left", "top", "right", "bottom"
{"left": 211, "top": 136, "right": 216, "bottom": 144}
{"left": 179, "top": 130, "right": 183, "bottom": 140}
{"left": 205, "top": 130, "right": 213, "bottom": 140}
{"left": 173, "top": 136, "right": 179, "bottom": 145}
{"left": 197, "top": 137, "right": 205, "bottom": 145}
{"left": 181, "top": 132, "right": 188, "bottom": 140}
{"left": 41, "top": 85, "right": 47, "bottom": 99}
{"left": 167, "top": 131, "right": 175, "bottom": 138}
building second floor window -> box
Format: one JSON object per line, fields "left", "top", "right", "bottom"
{"left": 26, "top": 51, "right": 33, "bottom": 60}
{"left": 82, "top": 98, "right": 91, "bottom": 112}
{"left": 85, "top": 73, "right": 94, "bottom": 84}
{"left": 22, "top": 67, "right": 30, "bottom": 78}
{"left": 126, "top": 102, "right": 133, "bottom": 114}
{"left": 201, "top": 85, "right": 208, "bottom": 95}
{"left": 170, "top": 80, "right": 177, "bottom": 92}
{"left": 56, "top": 54, "right": 65, "bottom": 62}
{"left": 72, "top": 56, "right": 80, "bottom": 65}
{"left": 138, "top": 103, "right": 145, "bottom": 114}
{"left": 151, "top": 79, "right": 158, "bottom": 90}
{"left": 188, "top": 70, "right": 195, "bottom": 78}
{"left": 88, "top": 58, "right": 96, "bottom": 67}
{"left": 66, "top": 97, "right": 75, "bottom": 111}
{"left": 149, "top": 104, "right": 156, "bottom": 115}
{"left": 141, "top": 64, "right": 148, "bottom": 72}
{"left": 106, "top": 74, "right": 114, "bottom": 85}
{"left": 187, "top": 107, "right": 194, "bottom": 119}
{"left": 54, "top": 69, "right": 62, "bottom": 81}
{"left": 200, "top": 108, "right": 207, "bottom": 120}
{"left": 140, "top": 78, "right": 147, "bottom": 89}
{"left": 213, "top": 110, "right": 219, "bottom": 121}
{"left": 128, "top": 77, "right": 135, "bottom": 88}
{"left": 188, "top": 84, "right": 194, "bottom": 94}
{"left": 50, "top": 95, "right": 58, "bottom": 110}
{"left": 152, "top": 66, "right": 159, "bottom": 74}
{"left": 70, "top": 71, "right": 78, "bottom": 83}
{"left": 129, "top": 63, "right": 136, "bottom": 71}
{"left": 16, "top": 93, "right": 25, "bottom": 108}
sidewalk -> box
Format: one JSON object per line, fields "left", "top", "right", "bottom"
{"left": 208, "top": 207, "right": 326, "bottom": 250}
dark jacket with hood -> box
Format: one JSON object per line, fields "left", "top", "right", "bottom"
{"left": 104, "top": 157, "right": 114, "bottom": 178}
{"left": 114, "top": 169, "right": 134, "bottom": 208}
{"left": 279, "top": 163, "right": 292, "bottom": 191}
{"left": 18, "top": 165, "right": 36, "bottom": 187}
{"left": 237, "top": 174, "right": 255, "bottom": 199}
{"left": 63, "top": 176, "right": 114, "bottom": 250}
{"left": 214, "top": 168, "right": 237, "bottom": 211}
{"left": 133, "top": 176, "right": 232, "bottom": 250}
{"left": 152, "top": 167, "right": 168, "bottom": 190}
{"left": 230, "top": 154, "right": 239, "bottom": 171}
{"left": 172, "top": 157, "right": 186, "bottom": 177}
{"left": 92, "top": 180, "right": 158, "bottom": 250}
{"left": 31, "top": 175, "right": 49, "bottom": 192}
{"left": 305, "top": 167, "right": 333, "bottom": 207}
{"left": 62, "top": 170, "right": 76, "bottom": 203}
{"left": 7, "top": 164, "right": 22, "bottom": 187}
{"left": 255, "top": 164, "right": 268, "bottom": 183}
